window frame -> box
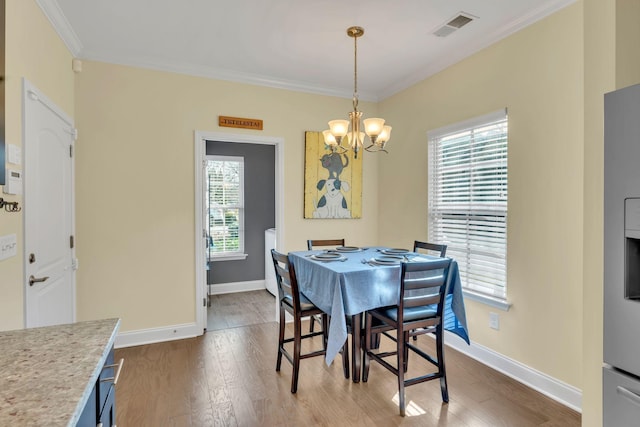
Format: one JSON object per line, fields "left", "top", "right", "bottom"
{"left": 427, "top": 109, "right": 511, "bottom": 310}
{"left": 206, "top": 155, "right": 247, "bottom": 262}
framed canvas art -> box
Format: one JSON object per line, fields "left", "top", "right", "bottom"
{"left": 304, "top": 131, "right": 362, "bottom": 219}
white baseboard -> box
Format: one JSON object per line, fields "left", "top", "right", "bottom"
{"left": 443, "top": 331, "right": 582, "bottom": 412}
{"left": 208, "top": 280, "right": 265, "bottom": 295}
{"left": 115, "top": 282, "right": 268, "bottom": 348}
{"left": 114, "top": 322, "right": 202, "bottom": 349}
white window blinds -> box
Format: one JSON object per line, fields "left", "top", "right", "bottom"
{"left": 428, "top": 109, "right": 508, "bottom": 301}
{"left": 206, "top": 156, "right": 245, "bottom": 257}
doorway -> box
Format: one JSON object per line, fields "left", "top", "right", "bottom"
{"left": 194, "top": 131, "right": 284, "bottom": 333}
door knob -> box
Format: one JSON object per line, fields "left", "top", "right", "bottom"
{"left": 28, "top": 275, "right": 49, "bottom": 286}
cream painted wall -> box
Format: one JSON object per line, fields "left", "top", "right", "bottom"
{"left": 582, "top": 0, "right": 614, "bottom": 424}
{"left": 73, "top": 61, "right": 380, "bottom": 331}
{"left": 378, "top": 4, "right": 584, "bottom": 389}
{"left": 0, "top": 0, "right": 74, "bottom": 331}
{"left": 616, "top": 0, "right": 640, "bottom": 89}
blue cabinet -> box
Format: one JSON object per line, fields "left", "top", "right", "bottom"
{"left": 78, "top": 346, "right": 121, "bottom": 426}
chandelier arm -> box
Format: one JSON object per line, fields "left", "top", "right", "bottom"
{"left": 332, "top": 144, "right": 348, "bottom": 154}
{"left": 364, "top": 144, "right": 389, "bottom": 154}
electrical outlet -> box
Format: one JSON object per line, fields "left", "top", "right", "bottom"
{"left": 489, "top": 312, "right": 500, "bottom": 330}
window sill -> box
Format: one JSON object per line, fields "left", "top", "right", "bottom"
{"left": 462, "top": 290, "right": 512, "bottom": 311}
{"left": 209, "top": 253, "right": 248, "bottom": 262}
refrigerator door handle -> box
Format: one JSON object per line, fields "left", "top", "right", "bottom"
{"left": 617, "top": 386, "right": 640, "bottom": 406}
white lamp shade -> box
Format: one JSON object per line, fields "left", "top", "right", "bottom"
{"left": 363, "top": 118, "right": 385, "bottom": 136}
{"left": 328, "top": 120, "right": 349, "bottom": 137}
{"left": 323, "top": 130, "right": 337, "bottom": 146}
{"left": 378, "top": 125, "right": 392, "bottom": 143}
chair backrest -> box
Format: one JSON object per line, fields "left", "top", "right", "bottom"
{"left": 271, "top": 249, "right": 302, "bottom": 312}
{"left": 413, "top": 240, "right": 447, "bottom": 257}
{"left": 399, "top": 258, "right": 452, "bottom": 320}
{"left": 307, "top": 239, "right": 345, "bottom": 251}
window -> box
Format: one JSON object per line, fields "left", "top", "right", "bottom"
{"left": 206, "top": 155, "right": 245, "bottom": 260}
{"left": 428, "top": 109, "right": 508, "bottom": 304}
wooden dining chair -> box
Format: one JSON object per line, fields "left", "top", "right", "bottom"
{"left": 306, "top": 239, "right": 346, "bottom": 251}
{"left": 411, "top": 240, "right": 447, "bottom": 341}
{"left": 362, "top": 258, "right": 453, "bottom": 416}
{"left": 306, "top": 239, "right": 345, "bottom": 334}
{"left": 271, "top": 249, "right": 328, "bottom": 393}
{"left": 413, "top": 240, "right": 447, "bottom": 257}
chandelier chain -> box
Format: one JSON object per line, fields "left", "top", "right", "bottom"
{"left": 353, "top": 31, "right": 358, "bottom": 110}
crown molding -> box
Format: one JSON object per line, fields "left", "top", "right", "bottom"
{"left": 36, "top": 0, "right": 574, "bottom": 102}
{"left": 36, "top": 0, "right": 83, "bottom": 56}
{"left": 78, "top": 51, "right": 379, "bottom": 102}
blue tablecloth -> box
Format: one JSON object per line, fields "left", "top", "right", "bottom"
{"left": 290, "top": 247, "right": 470, "bottom": 365}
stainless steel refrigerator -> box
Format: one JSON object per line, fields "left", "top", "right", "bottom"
{"left": 604, "top": 83, "right": 640, "bottom": 426}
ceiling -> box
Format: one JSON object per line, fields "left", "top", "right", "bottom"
{"left": 38, "top": 0, "right": 575, "bottom": 102}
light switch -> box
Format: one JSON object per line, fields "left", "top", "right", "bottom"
{"left": 0, "top": 234, "right": 18, "bottom": 261}
{"left": 7, "top": 144, "right": 21, "bottom": 165}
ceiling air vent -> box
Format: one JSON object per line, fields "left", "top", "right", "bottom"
{"left": 432, "top": 12, "right": 476, "bottom": 37}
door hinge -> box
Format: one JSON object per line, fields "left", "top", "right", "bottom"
{"left": 69, "top": 145, "right": 73, "bottom": 158}
{"left": 70, "top": 235, "right": 75, "bottom": 249}
{"left": 65, "top": 127, "right": 78, "bottom": 141}
{"left": 203, "top": 297, "right": 207, "bottom": 307}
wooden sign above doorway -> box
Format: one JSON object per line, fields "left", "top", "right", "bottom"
{"left": 218, "top": 116, "right": 263, "bottom": 131}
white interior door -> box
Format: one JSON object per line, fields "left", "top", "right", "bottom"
{"left": 23, "top": 80, "right": 76, "bottom": 328}
{"left": 202, "top": 156, "right": 209, "bottom": 325}
{"left": 194, "top": 136, "right": 209, "bottom": 333}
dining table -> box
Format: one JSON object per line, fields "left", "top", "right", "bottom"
{"left": 289, "top": 246, "right": 470, "bottom": 383}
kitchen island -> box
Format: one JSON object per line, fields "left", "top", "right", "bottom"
{"left": 0, "top": 318, "right": 120, "bottom": 426}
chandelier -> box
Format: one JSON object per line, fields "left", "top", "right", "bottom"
{"left": 323, "top": 26, "right": 392, "bottom": 159}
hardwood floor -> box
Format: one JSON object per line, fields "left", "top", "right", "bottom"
{"left": 115, "top": 291, "right": 581, "bottom": 426}
{"left": 207, "top": 290, "right": 276, "bottom": 331}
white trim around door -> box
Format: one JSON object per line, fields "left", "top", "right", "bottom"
{"left": 194, "top": 131, "right": 284, "bottom": 333}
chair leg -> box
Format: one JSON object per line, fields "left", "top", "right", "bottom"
{"left": 362, "top": 313, "right": 371, "bottom": 383}
{"left": 276, "top": 304, "right": 285, "bottom": 372}
{"left": 403, "top": 330, "right": 410, "bottom": 373}
{"left": 436, "top": 327, "right": 449, "bottom": 403}
{"left": 309, "top": 315, "right": 316, "bottom": 333}
{"left": 291, "top": 316, "right": 302, "bottom": 394}
{"left": 322, "top": 314, "right": 329, "bottom": 351}
{"left": 342, "top": 338, "right": 350, "bottom": 379}
{"left": 440, "top": 375, "right": 449, "bottom": 403}
{"left": 351, "top": 313, "right": 362, "bottom": 383}
{"left": 371, "top": 332, "right": 380, "bottom": 349}
{"left": 397, "top": 327, "right": 406, "bottom": 417}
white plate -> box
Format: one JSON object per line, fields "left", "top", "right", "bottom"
{"left": 380, "top": 248, "right": 410, "bottom": 255}
{"left": 371, "top": 255, "right": 403, "bottom": 265}
{"left": 310, "top": 253, "right": 344, "bottom": 261}
{"left": 335, "top": 246, "right": 362, "bottom": 252}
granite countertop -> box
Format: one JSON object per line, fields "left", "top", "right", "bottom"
{"left": 0, "top": 318, "right": 120, "bottom": 426}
